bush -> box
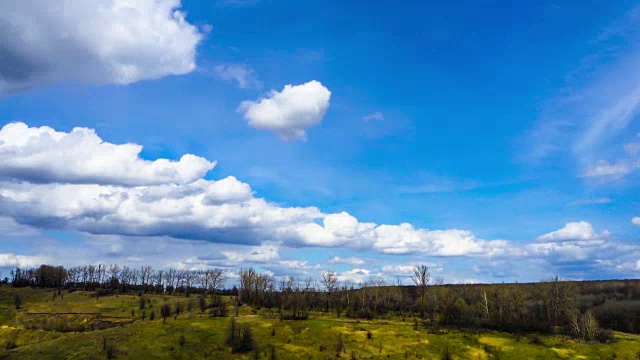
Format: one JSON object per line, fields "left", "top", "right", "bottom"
{"left": 149, "top": 310, "right": 155, "bottom": 321}
{"left": 269, "top": 344, "right": 277, "bottom": 360}
{"left": 161, "top": 304, "right": 171, "bottom": 323}
{"left": 366, "top": 330, "right": 373, "bottom": 340}
{"left": 596, "top": 329, "right": 616, "bottom": 344}
{"left": 335, "top": 334, "right": 345, "bottom": 358}
{"left": 226, "top": 318, "right": 255, "bottom": 353}
{"left": 529, "top": 335, "right": 544, "bottom": 345}
{"left": 14, "top": 295, "right": 22, "bottom": 309}
{"left": 571, "top": 311, "right": 599, "bottom": 342}
{"left": 179, "top": 334, "right": 186, "bottom": 348}
{"left": 199, "top": 296, "right": 207, "bottom": 313}
{"left": 441, "top": 346, "right": 452, "bottom": 360}
{"left": 4, "top": 331, "right": 18, "bottom": 350}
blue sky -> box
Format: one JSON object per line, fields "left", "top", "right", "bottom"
{"left": 1, "top": 0, "right": 640, "bottom": 284}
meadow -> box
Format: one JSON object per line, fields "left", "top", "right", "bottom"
{"left": 2, "top": 286, "right": 640, "bottom": 360}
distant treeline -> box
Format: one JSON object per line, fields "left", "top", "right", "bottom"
{"left": 5, "top": 264, "right": 640, "bottom": 337}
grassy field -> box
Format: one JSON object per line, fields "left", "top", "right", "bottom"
{"left": 1, "top": 286, "right": 640, "bottom": 359}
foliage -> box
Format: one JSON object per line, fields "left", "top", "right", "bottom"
{"left": 225, "top": 317, "right": 255, "bottom": 353}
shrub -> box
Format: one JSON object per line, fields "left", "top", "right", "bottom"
{"left": 366, "top": 330, "right": 373, "bottom": 340}
{"left": 14, "top": 295, "right": 22, "bottom": 309}
{"left": 149, "top": 310, "right": 155, "bottom": 321}
{"left": 596, "top": 329, "right": 616, "bottom": 344}
{"left": 199, "top": 296, "right": 207, "bottom": 313}
{"left": 530, "top": 335, "right": 544, "bottom": 345}
{"left": 226, "top": 318, "right": 255, "bottom": 353}
{"left": 441, "top": 346, "right": 452, "bottom": 360}
{"left": 179, "top": 334, "right": 186, "bottom": 348}
{"left": 335, "top": 334, "right": 345, "bottom": 358}
{"left": 4, "top": 331, "right": 18, "bottom": 350}
{"left": 571, "top": 311, "right": 599, "bottom": 342}
{"left": 269, "top": 344, "right": 277, "bottom": 360}
{"left": 139, "top": 297, "right": 146, "bottom": 309}
{"left": 161, "top": 304, "right": 171, "bottom": 323}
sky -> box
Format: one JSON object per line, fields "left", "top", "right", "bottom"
{"left": 1, "top": 0, "right": 640, "bottom": 285}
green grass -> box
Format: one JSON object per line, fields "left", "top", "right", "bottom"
{"left": 1, "top": 287, "right": 640, "bottom": 359}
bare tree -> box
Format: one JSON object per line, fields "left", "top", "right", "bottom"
{"left": 321, "top": 270, "right": 338, "bottom": 293}
{"left": 411, "top": 265, "right": 431, "bottom": 319}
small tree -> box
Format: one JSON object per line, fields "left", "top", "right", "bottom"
{"left": 161, "top": 303, "right": 171, "bottom": 323}
{"left": 199, "top": 296, "right": 207, "bottom": 313}
{"left": 226, "top": 318, "right": 255, "bottom": 353}
{"left": 14, "top": 295, "right": 22, "bottom": 309}
{"left": 335, "top": 334, "right": 345, "bottom": 358}
{"left": 411, "top": 265, "right": 430, "bottom": 319}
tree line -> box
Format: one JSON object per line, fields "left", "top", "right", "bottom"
{"left": 5, "top": 263, "right": 640, "bottom": 338}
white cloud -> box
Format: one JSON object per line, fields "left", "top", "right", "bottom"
{"left": 568, "top": 197, "right": 612, "bottom": 206}
{"left": 335, "top": 268, "right": 372, "bottom": 284}
{"left": 5, "top": 121, "right": 639, "bottom": 284}
{"left": 0, "top": 122, "right": 216, "bottom": 186}
{"left": 215, "top": 63, "right": 261, "bottom": 89}
{"left": 0, "top": 0, "right": 202, "bottom": 94}
{"left": 536, "top": 221, "right": 609, "bottom": 242}
{"left": 222, "top": 243, "right": 279, "bottom": 263}
{"left": 581, "top": 160, "right": 637, "bottom": 179}
{"left": 0, "top": 253, "right": 50, "bottom": 268}
{"left": 382, "top": 263, "right": 443, "bottom": 276}
{"left": 328, "top": 256, "right": 365, "bottom": 266}
{"left": 363, "top": 112, "right": 384, "bottom": 121}
{"left": 528, "top": 222, "right": 615, "bottom": 266}
{"left": 371, "top": 223, "right": 514, "bottom": 257}
{"left": 238, "top": 80, "right": 331, "bottom": 141}
{"left": 632, "top": 217, "right": 640, "bottom": 226}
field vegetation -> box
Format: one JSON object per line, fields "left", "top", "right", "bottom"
{"left": 1, "top": 264, "right": 640, "bottom": 359}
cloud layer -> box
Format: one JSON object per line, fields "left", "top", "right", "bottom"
{"left": 238, "top": 80, "right": 331, "bottom": 141}
{"left": 1, "top": 123, "right": 639, "bottom": 282}
{"left": 0, "top": 0, "right": 203, "bottom": 94}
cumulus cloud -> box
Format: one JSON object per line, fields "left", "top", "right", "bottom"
{"left": 0, "top": 253, "right": 50, "bottom": 268}
{"left": 528, "top": 221, "right": 616, "bottom": 269}
{"left": 536, "top": 221, "right": 609, "bottom": 242}
{"left": 215, "top": 63, "right": 261, "bottom": 89}
{"left": 372, "top": 223, "right": 514, "bottom": 257}
{"left": 0, "top": 0, "right": 203, "bottom": 94}
{"left": 633, "top": 217, "right": 640, "bottom": 226}
{"left": 0, "top": 122, "right": 216, "bottom": 186}
{"left": 0, "top": 124, "right": 522, "bottom": 257}
{"left": 4, "top": 122, "right": 640, "bottom": 284}
{"left": 238, "top": 80, "right": 331, "bottom": 141}
{"left": 222, "top": 243, "right": 279, "bottom": 263}
{"left": 328, "top": 256, "right": 365, "bottom": 266}
{"left": 335, "top": 268, "right": 373, "bottom": 284}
